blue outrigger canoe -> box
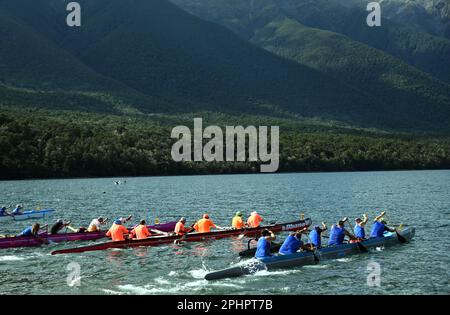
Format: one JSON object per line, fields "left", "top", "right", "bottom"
{"left": 0, "top": 209, "right": 55, "bottom": 222}
{"left": 204, "top": 226, "right": 415, "bottom": 280}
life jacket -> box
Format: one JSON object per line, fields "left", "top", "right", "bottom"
{"left": 309, "top": 229, "right": 321, "bottom": 247}
{"left": 328, "top": 225, "right": 345, "bottom": 246}
{"left": 194, "top": 218, "right": 215, "bottom": 233}
{"left": 354, "top": 224, "right": 365, "bottom": 239}
{"left": 279, "top": 235, "right": 303, "bottom": 255}
{"left": 370, "top": 221, "right": 386, "bottom": 238}
{"left": 131, "top": 225, "right": 151, "bottom": 240}
{"left": 255, "top": 237, "right": 271, "bottom": 258}
{"left": 247, "top": 213, "right": 263, "bottom": 228}
{"left": 106, "top": 223, "right": 129, "bottom": 241}
{"left": 232, "top": 216, "right": 244, "bottom": 229}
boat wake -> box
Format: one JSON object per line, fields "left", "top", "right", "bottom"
{"left": 0, "top": 255, "right": 25, "bottom": 262}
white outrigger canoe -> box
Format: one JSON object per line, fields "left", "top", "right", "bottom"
{"left": 0, "top": 209, "right": 55, "bottom": 222}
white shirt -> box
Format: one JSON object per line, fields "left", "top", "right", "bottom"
{"left": 88, "top": 219, "right": 102, "bottom": 232}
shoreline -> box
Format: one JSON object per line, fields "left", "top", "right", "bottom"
{"left": 1, "top": 168, "right": 449, "bottom": 182}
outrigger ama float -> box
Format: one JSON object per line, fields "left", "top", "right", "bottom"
{"left": 204, "top": 226, "right": 415, "bottom": 281}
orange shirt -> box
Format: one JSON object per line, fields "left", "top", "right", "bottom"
{"left": 232, "top": 216, "right": 245, "bottom": 229}
{"left": 131, "top": 225, "right": 151, "bottom": 240}
{"left": 106, "top": 224, "right": 129, "bottom": 241}
{"left": 193, "top": 218, "right": 216, "bottom": 233}
{"left": 175, "top": 221, "right": 190, "bottom": 235}
{"left": 247, "top": 213, "right": 263, "bottom": 228}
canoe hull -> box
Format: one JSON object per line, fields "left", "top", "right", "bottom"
{"left": 204, "top": 227, "right": 415, "bottom": 281}
{"left": 0, "top": 209, "right": 55, "bottom": 222}
{"left": 0, "top": 221, "right": 177, "bottom": 249}
{"left": 51, "top": 219, "right": 312, "bottom": 255}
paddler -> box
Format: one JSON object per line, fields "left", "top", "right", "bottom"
{"left": 12, "top": 204, "right": 23, "bottom": 215}
{"left": 247, "top": 211, "right": 264, "bottom": 228}
{"left": 328, "top": 218, "right": 356, "bottom": 246}
{"left": 308, "top": 222, "right": 327, "bottom": 248}
{"left": 370, "top": 211, "right": 396, "bottom": 238}
{"left": 278, "top": 231, "right": 304, "bottom": 255}
{"left": 0, "top": 206, "right": 10, "bottom": 216}
{"left": 255, "top": 229, "right": 276, "bottom": 258}
{"left": 106, "top": 219, "right": 129, "bottom": 241}
{"left": 193, "top": 214, "right": 224, "bottom": 233}
{"left": 17, "top": 223, "right": 42, "bottom": 237}
{"left": 49, "top": 219, "right": 72, "bottom": 234}
{"left": 87, "top": 217, "right": 107, "bottom": 232}
{"left": 352, "top": 214, "right": 369, "bottom": 241}
{"left": 130, "top": 220, "right": 151, "bottom": 240}
{"left": 231, "top": 211, "right": 246, "bottom": 229}
{"left": 174, "top": 217, "right": 192, "bottom": 235}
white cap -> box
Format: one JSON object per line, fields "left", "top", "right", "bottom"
{"left": 251, "top": 211, "right": 258, "bottom": 215}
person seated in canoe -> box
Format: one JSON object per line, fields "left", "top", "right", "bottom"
{"left": 278, "top": 231, "right": 306, "bottom": 255}
{"left": 255, "top": 229, "right": 276, "bottom": 258}
{"left": 370, "top": 211, "right": 396, "bottom": 238}
{"left": 117, "top": 215, "right": 133, "bottom": 225}
{"left": 193, "top": 214, "right": 224, "bottom": 233}
{"left": 247, "top": 211, "right": 264, "bottom": 228}
{"left": 106, "top": 219, "right": 129, "bottom": 242}
{"left": 88, "top": 216, "right": 107, "bottom": 232}
{"left": 130, "top": 220, "right": 151, "bottom": 240}
{"left": 174, "top": 217, "right": 193, "bottom": 235}
{"left": 12, "top": 204, "right": 23, "bottom": 215}
{"left": 16, "top": 223, "right": 49, "bottom": 244}
{"left": 308, "top": 222, "right": 327, "bottom": 249}
{"left": 351, "top": 214, "right": 369, "bottom": 242}
{"left": 49, "top": 219, "right": 72, "bottom": 234}
{"left": 0, "top": 206, "right": 10, "bottom": 216}
{"left": 328, "top": 218, "right": 356, "bottom": 246}
{"left": 231, "top": 211, "right": 247, "bottom": 229}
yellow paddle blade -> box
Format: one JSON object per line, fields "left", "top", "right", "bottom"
{"left": 154, "top": 218, "right": 160, "bottom": 225}
{"left": 300, "top": 213, "right": 305, "bottom": 220}
{"left": 398, "top": 223, "right": 404, "bottom": 230}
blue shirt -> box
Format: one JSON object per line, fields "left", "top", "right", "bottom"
{"left": 370, "top": 221, "right": 388, "bottom": 238}
{"left": 12, "top": 207, "right": 22, "bottom": 215}
{"left": 279, "top": 235, "right": 303, "bottom": 255}
{"left": 18, "top": 227, "right": 33, "bottom": 237}
{"left": 309, "top": 229, "right": 322, "bottom": 247}
{"left": 0, "top": 208, "right": 6, "bottom": 216}
{"left": 328, "top": 225, "right": 345, "bottom": 246}
{"left": 354, "top": 224, "right": 365, "bottom": 239}
{"left": 255, "top": 237, "right": 272, "bottom": 258}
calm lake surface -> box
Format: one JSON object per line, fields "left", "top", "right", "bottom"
{"left": 0, "top": 171, "right": 449, "bottom": 295}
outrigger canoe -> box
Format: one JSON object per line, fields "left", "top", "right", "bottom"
{"left": 204, "top": 226, "right": 415, "bottom": 280}
{"left": 0, "top": 221, "right": 177, "bottom": 249}
{"left": 0, "top": 209, "right": 55, "bottom": 222}
{"left": 51, "top": 219, "right": 312, "bottom": 255}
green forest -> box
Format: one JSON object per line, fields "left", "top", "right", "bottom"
{"left": 1, "top": 107, "right": 449, "bottom": 180}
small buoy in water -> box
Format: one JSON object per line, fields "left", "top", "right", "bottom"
{"left": 103, "top": 192, "right": 106, "bottom": 194}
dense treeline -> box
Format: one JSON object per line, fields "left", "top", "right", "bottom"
{"left": 1, "top": 108, "right": 449, "bottom": 180}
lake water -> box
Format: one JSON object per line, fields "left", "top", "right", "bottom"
{"left": 0, "top": 171, "right": 449, "bottom": 295}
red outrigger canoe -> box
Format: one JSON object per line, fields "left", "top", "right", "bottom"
{"left": 51, "top": 219, "right": 312, "bottom": 255}
{"left": 0, "top": 221, "right": 177, "bottom": 250}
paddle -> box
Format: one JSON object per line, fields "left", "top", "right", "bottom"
{"left": 395, "top": 224, "right": 407, "bottom": 243}
{"left": 304, "top": 233, "right": 320, "bottom": 262}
